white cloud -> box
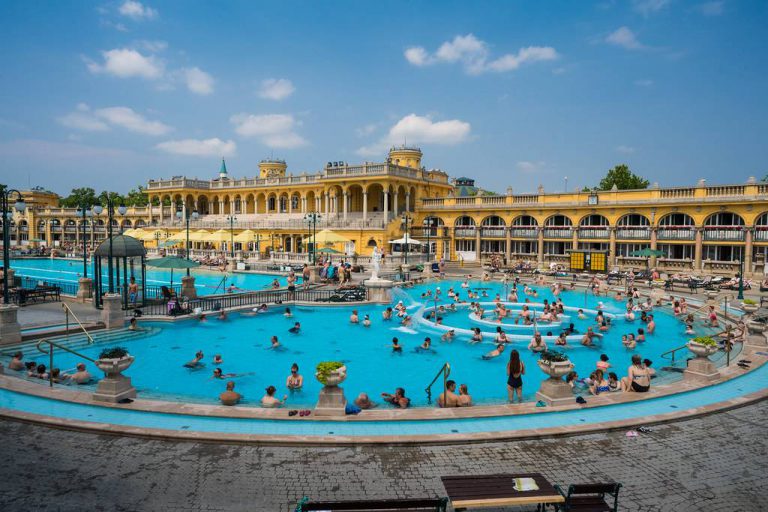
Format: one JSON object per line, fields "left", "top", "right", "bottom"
{"left": 404, "top": 34, "right": 558, "bottom": 75}
{"left": 516, "top": 161, "right": 545, "bottom": 173}
{"left": 156, "top": 138, "right": 236, "bottom": 157}
{"left": 616, "top": 145, "right": 636, "bottom": 154}
{"left": 183, "top": 67, "right": 214, "bottom": 95}
{"left": 119, "top": 1, "right": 158, "bottom": 20}
{"left": 606, "top": 27, "right": 644, "bottom": 50}
{"left": 57, "top": 104, "right": 171, "bottom": 136}
{"left": 135, "top": 40, "right": 167, "bottom": 52}
{"left": 94, "top": 107, "right": 171, "bottom": 135}
{"left": 632, "top": 0, "right": 671, "bottom": 16}
{"left": 697, "top": 1, "right": 724, "bottom": 16}
{"left": 634, "top": 79, "right": 654, "bottom": 87}
{"left": 258, "top": 79, "right": 295, "bottom": 101}
{"left": 357, "top": 114, "right": 471, "bottom": 157}
{"left": 230, "top": 113, "right": 307, "bottom": 148}
{"left": 86, "top": 48, "right": 164, "bottom": 79}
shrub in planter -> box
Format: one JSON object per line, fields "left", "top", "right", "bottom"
{"left": 690, "top": 336, "right": 717, "bottom": 347}
{"left": 316, "top": 361, "right": 346, "bottom": 386}
{"left": 742, "top": 298, "right": 756, "bottom": 305}
{"left": 99, "top": 347, "right": 129, "bottom": 360}
{"left": 539, "top": 350, "right": 569, "bottom": 363}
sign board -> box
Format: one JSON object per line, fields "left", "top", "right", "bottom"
{"left": 569, "top": 251, "right": 609, "bottom": 272}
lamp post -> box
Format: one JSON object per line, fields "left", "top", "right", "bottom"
{"left": 176, "top": 205, "right": 199, "bottom": 276}
{"left": 304, "top": 212, "right": 321, "bottom": 265}
{"left": 401, "top": 213, "right": 411, "bottom": 264}
{"left": 2, "top": 189, "right": 26, "bottom": 304}
{"left": 737, "top": 258, "right": 745, "bottom": 300}
{"left": 423, "top": 218, "right": 432, "bottom": 263}
{"left": 226, "top": 215, "right": 237, "bottom": 258}
{"left": 93, "top": 197, "right": 126, "bottom": 293}
{"left": 76, "top": 205, "right": 94, "bottom": 278}
{"left": 255, "top": 233, "right": 261, "bottom": 257}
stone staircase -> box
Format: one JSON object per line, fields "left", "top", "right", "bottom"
{"left": 1, "top": 326, "right": 160, "bottom": 356}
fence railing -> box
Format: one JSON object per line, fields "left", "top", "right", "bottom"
{"left": 18, "top": 276, "right": 78, "bottom": 296}
{"left": 134, "top": 286, "right": 369, "bottom": 316}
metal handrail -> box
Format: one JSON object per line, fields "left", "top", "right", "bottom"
{"left": 425, "top": 362, "right": 450, "bottom": 405}
{"left": 61, "top": 302, "right": 94, "bottom": 344}
{"left": 660, "top": 343, "right": 694, "bottom": 365}
{"left": 36, "top": 337, "right": 97, "bottom": 388}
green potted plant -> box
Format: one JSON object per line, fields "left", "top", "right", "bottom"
{"left": 687, "top": 336, "right": 719, "bottom": 359}
{"left": 95, "top": 346, "right": 134, "bottom": 376}
{"left": 315, "top": 361, "right": 347, "bottom": 387}
{"left": 741, "top": 298, "right": 758, "bottom": 314}
{"left": 537, "top": 350, "right": 573, "bottom": 380}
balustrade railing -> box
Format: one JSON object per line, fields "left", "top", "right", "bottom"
{"left": 509, "top": 228, "right": 538, "bottom": 239}
{"left": 703, "top": 228, "right": 745, "bottom": 241}
{"left": 578, "top": 228, "right": 611, "bottom": 239}
{"left": 657, "top": 228, "right": 696, "bottom": 240}
{"left": 616, "top": 227, "right": 651, "bottom": 240}
{"left": 543, "top": 228, "right": 572, "bottom": 239}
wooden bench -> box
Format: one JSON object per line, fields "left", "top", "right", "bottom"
{"left": 441, "top": 473, "right": 564, "bottom": 510}
{"left": 553, "top": 483, "right": 622, "bottom": 512}
{"left": 295, "top": 497, "right": 448, "bottom": 511}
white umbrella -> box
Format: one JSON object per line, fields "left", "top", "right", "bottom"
{"left": 389, "top": 236, "right": 423, "bottom": 245}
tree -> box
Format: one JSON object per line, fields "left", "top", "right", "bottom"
{"left": 59, "top": 187, "right": 98, "bottom": 208}
{"left": 124, "top": 186, "right": 149, "bottom": 206}
{"left": 597, "top": 164, "right": 649, "bottom": 191}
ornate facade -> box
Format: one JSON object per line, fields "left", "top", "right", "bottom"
{"left": 5, "top": 151, "right": 768, "bottom": 276}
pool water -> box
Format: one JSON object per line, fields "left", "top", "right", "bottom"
{"left": 10, "top": 258, "right": 296, "bottom": 295}
{"left": 1, "top": 279, "right": 723, "bottom": 408}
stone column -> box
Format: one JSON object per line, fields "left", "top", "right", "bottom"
{"left": 181, "top": 275, "right": 197, "bottom": 299}
{"left": 393, "top": 190, "right": 399, "bottom": 217}
{"left": 505, "top": 226, "right": 512, "bottom": 264}
{"left": 694, "top": 228, "right": 703, "bottom": 271}
{"left": 405, "top": 192, "right": 410, "bottom": 212}
{"left": 0, "top": 304, "right": 22, "bottom": 346}
{"left": 745, "top": 228, "right": 753, "bottom": 275}
{"left": 537, "top": 228, "right": 545, "bottom": 268}
{"left": 77, "top": 277, "right": 93, "bottom": 300}
{"left": 475, "top": 228, "right": 481, "bottom": 262}
{"left": 383, "top": 191, "right": 389, "bottom": 221}
{"left": 101, "top": 293, "right": 125, "bottom": 330}
{"left": 343, "top": 192, "right": 348, "bottom": 221}
{"left": 609, "top": 227, "right": 617, "bottom": 267}
{"left": 362, "top": 192, "right": 368, "bottom": 222}
{"left": 649, "top": 228, "right": 658, "bottom": 268}
{"left": 325, "top": 193, "right": 330, "bottom": 214}
{"left": 572, "top": 228, "right": 579, "bottom": 250}
{"left": 148, "top": 202, "right": 153, "bottom": 224}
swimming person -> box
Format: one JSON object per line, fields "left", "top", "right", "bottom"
{"left": 416, "top": 337, "right": 434, "bottom": 352}
{"left": 441, "top": 329, "right": 455, "bottom": 342}
{"left": 219, "top": 381, "right": 242, "bottom": 406}
{"left": 269, "top": 336, "right": 281, "bottom": 349}
{"left": 363, "top": 314, "right": 371, "bottom": 327}
{"left": 284, "top": 307, "right": 293, "bottom": 318}
{"left": 286, "top": 363, "right": 303, "bottom": 389}
{"left": 483, "top": 343, "right": 506, "bottom": 360}
{"left": 213, "top": 354, "right": 223, "bottom": 364}
{"left": 506, "top": 349, "right": 525, "bottom": 403}
{"left": 350, "top": 310, "right": 359, "bottom": 323}
{"left": 597, "top": 354, "right": 611, "bottom": 371}
{"left": 437, "top": 380, "right": 460, "bottom": 408}
{"left": 470, "top": 328, "right": 483, "bottom": 344}
{"left": 528, "top": 332, "right": 547, "bottom": 352}
{"left": 8, "top": 351, "right": 24, "bottom": 371}
{"left": 382, "top": 307, "right": 393, "bottom": 320}
{"left": 589, "top": 369, "right": 611, "bottom": 395}
{"left": 381, "top": 387, "right": 410, "bottom": 408}
{"left": 212, "top": 368, "right": 238, "bottom": 379}
{"left": 288, "top": 322, "right": 301, "bottom": 334}
{"left": 261, "top": 385, "right": 288, "bottom": 408}
{"left": 458, "top": 384, "right": 473, "bottom": 407}
{"left": 391, "top": 337, "right": 403, "bottom": 352}
{"left": 184, "top": 350, "right": 204, "bottom": 368}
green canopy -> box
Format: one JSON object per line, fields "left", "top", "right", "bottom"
{"left": 147, "top": 256, "right": 200, "bottom": 269}
{"left": 146, "top": 256, "right": 201, "bottom": 287}
{"left": 316, "top": 247, "right": 342, "bottom": 254}
{"left": 630, "top": 248, "right": 665, "bottom": 258}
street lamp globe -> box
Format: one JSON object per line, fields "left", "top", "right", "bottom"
{"left": 117, "top": 205, "right": 127, "bottom": 216}
{"left": 92, "top": 205, "right": 104, "bottom": 215}
{"left": 14, "top": 199, "right": 26, "bottom": 212}
{"left": 191, "top": 210, "right": 200, "bottom": 221}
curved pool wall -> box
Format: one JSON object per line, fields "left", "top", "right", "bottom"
{"left": 1, "top": 358, "right": 765, "bottom": 442}
{"left": 10, "top": 257, "right": 297, "bottom": 296}
{"left": 0, "top": 279, "right": 730, "bottom": 408}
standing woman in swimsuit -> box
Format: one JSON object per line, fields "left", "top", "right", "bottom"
{"left": 620, "top": 354, "right": 651, "bottom": 392}
{"left": 506, "top": 349, "right": 525, "bottom": 403}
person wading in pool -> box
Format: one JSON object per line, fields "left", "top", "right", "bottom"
{"left": 437, "top": 380, "right": 460, "bottom": 408}
{"left": 506, "top": 349, "right": 525, "bottom": 403}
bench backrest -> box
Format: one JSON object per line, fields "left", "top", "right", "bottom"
{"left": 298, "top": 497, "right": 448, "bottom": 511}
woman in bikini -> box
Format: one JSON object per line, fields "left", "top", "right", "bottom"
{"left": 506, "top": 349, "right": 525, "bottom": 403}
{"left": 621, "top": 354, "right": 652, "bottom": 393}
{"left": 286, "top": 363, "right": 303, "bottom": 389}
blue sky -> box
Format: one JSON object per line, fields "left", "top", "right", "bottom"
{"left": 0, "top": 0, "right": 766, "bottom": 195}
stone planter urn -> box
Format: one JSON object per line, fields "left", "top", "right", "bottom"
{"left": 314, "top": 365, "right": 347, "bottom": 417}
{"left": 746, "top": 320, "right": 767, "bottom": 346}
{"left": 536, "top": 358, "right": 574, "bottom": 406}
{"left": 684, "top": 341, "right": 719, "bottom": 382}
{"left": 741, "top": 303, "right": 759, "bottom": 315}
{"left": 93, "top": 355, "right": 137, "bottom": 403}
{"left": 686, "top": 341, "right": 719, "bottom": 359}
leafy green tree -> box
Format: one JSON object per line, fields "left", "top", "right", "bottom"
{"left": 59, "top": 187, "right": 98, "bottom": 208}
{"left": 98, "top": 190, "right": 126, "bottom": 205}
{"left": 123, "top": 186, "right": 148, "bottom": 206}
{"left": 597, "top": 165, "right": 649, "bottom": 190}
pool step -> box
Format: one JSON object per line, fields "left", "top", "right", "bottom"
{"left": 0, "top": 327, "right": 160, "bottom": 356}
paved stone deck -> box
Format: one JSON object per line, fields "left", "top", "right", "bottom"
{"left": 1, "top": 399, "right": 766, "bottom": 512}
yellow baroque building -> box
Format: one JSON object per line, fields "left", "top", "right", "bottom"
{"left": 6, "top": 148, "right": 768, "bottom": 277}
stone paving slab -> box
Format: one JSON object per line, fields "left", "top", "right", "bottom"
{"left": 1, "top": 399, "right": 767, "bottom": 512}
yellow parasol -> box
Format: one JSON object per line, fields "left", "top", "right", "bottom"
{"left": 233, "top": 229, "right": 257, "bottom": 243}
{"left": 303, "top": 229, "right": 351, "bottom": 245}
{"left": 203, "top": 229, "right": 235, "bottom": 243}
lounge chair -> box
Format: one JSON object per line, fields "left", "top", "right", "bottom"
{"left": 553, "top": 482, "right": 622, "bottom": 512}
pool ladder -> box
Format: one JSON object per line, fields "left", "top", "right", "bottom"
{"left": 425, "top": 362, "right": 450, "bottom": 405}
